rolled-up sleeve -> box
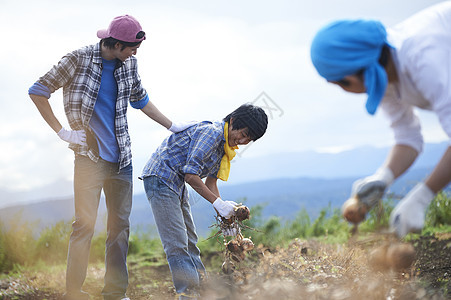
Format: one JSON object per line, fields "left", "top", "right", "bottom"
{"left": 28, "top": 82, "right": 51, "bottom": 98}
{"left": 130, "top": 93, "right": 149, "bottom": 109}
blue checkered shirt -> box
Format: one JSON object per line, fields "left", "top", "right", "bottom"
{"left": 36, "top": 43, "right": 147, "bottom": 169}
{"left": 141, "top": 121, "right": 226, "bottom": 198}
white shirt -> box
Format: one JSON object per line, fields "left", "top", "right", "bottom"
{"left": 382, "top": 1, "right": 451, "bottom": 153}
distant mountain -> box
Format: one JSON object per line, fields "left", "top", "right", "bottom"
{"left": 1, "top": 142, "right": 447, "bottom": 209}
{"left": 225, "top": 142, "right": 448, "bottom": 184}
{"left": 0, "top": 166, "right": 436, "bottom": 238}
{"left": 0, "top": 142, "right": 447, "bottom": 237}
{"left": 0, "top": 179, "right": 73, "bottom": 209}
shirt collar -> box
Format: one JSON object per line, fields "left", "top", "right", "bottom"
{"left": 93, "top": 42, "right": 103, "bottom": 65}
{"left": 93, "top": 42, "right": 124, "bottom": 69}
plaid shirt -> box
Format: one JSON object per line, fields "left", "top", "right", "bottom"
{"left": 141, "top": 121, "right": 226, "bottom": 198}
{"left": 37, "top": 43, "right": 147, "bottom": 169}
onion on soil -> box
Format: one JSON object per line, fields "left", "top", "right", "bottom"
{"left": 368, "top": 244, "right": 391, "bottom": 271}
{"left": 369, "top": 242, "right": 416, "bottom": 271}
{"left": 386, "top": 243, "right": 416, "bottom": 270}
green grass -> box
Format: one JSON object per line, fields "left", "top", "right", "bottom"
{"left": 1, "top": 191, "right": 450, "bottom": 277}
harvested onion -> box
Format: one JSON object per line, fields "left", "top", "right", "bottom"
{"left": 342, "top": 197, "right": 367, "bottom": 224}
{"left": 235, "top": 205, "right": 250, "bottom": 221}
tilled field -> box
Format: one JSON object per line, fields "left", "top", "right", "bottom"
{"left": 1, "top": 233, "right": 450, "bottom": 299}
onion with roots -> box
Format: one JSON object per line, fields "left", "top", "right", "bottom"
{"left": 222, "top": 261, "right": 235, "bottom": 274}
{"left": 216, "top": 204, "right": 255, "bottom": 274}
{"left": 231, "top": 251, "right": 246, "bottom": 262}
{"left": 234, "top": 205, "right": 250, "bottom": 221}
{"left": 223, "top": 236, "right": 255, "bottom": 272}
{"left": 240, "top": 238, "right": 254, "bottom": 252}
{"left": 342, "top": 197, "right": 367, "bottom": 224}
{"left": 226, "top": 240, "right": 241, "bottom": 253}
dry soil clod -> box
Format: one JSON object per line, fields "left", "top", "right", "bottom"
{"left": 369, "top": 242, "right": 416, "bottom": 272}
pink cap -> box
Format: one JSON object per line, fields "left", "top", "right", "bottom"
{"left": 97, "top": 15, "right": 146, "bottom": 43}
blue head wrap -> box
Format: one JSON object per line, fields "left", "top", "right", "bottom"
{"left": 310, "top": 20, "right": 389, "bottom": 115}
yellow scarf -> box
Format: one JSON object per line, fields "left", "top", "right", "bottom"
{"left": 217, "top": 122, "right": 238, "bottom": 181}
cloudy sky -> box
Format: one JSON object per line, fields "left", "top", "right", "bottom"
{"left": 0, "top": 0, "right": 447, "bottom": 201}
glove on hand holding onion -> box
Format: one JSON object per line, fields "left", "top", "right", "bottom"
{"left": 342, "top": 167, "right": 394, "bottom": 224}
{"left": 214, "top": 203, "right": 254, "bottom": 274}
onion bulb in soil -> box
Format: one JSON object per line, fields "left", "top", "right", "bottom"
{"left": 235, "top": 205, "right": 250, "bottom": 221}
{"left": 369, "top": 244, "right": 390, "bottom": 271}
{"left": 342, "top": 197, "right": 367, "bottom": 224}
{"left": 369, "top": 242, "right": 416, "bottom": 271}
{"left": 386, "top": 243, "right": 416, "bottom": 270}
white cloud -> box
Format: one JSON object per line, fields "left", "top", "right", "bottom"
{"left": 0, "top": 0, "right": 446, "bottom": 198}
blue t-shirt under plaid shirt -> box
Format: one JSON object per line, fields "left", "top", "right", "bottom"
{"left": 32, "top": 43, "right": 148, "bottom": 170}
{"left": 141, "top": 120, "right": 226, "bottom": 198}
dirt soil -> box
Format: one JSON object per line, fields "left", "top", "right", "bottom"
{"left": 0, "top": 232, "right": 450, "bottom": 299}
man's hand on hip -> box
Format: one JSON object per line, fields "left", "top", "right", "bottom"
{"left": 57, "top": 127, "right": 87, "bottom": 146}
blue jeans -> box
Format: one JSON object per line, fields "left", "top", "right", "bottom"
{"left": 66, "top": 155, "right": 132, "bottom": 300}
{"left": 143, "top": 176, "right": 206, "bottom": 299}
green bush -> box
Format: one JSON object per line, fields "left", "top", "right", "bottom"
{"left": 34, "top": 220, "right": 72, "bottom": 264}
{"left": 89, "top": 231, "right": 107, "bottom": 263}
{"left": 241, "top": 204, "right": 350, "bottom": 247}
{"left": 0, "top": 213, "right": 37, "bottom": 272}
{"left": 426, "top": 192, "right": 451, "bottom": 227}
{"left": 0, "top": 223, "right": 8, "bottom": 272}
{"left": 2, "top": 191, "right": 451, "bottom": 273}
{"left": 359, "top": 197, "right": 394, "bottom": 233}
{"left": 287, "top": 208, "right": 311, "bottom": 239}
{"left": 128, "top": 230, "right": 164, "bottom": 258}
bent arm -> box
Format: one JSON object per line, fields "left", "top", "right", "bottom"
{"left": 425, "top": 146, "right": 451, "bottom": 193}
{"left": 385, "top": 144, "right": 418, "bottom": 179}
{"left": 205, "top": 176, "right": 220, "bottom": 198}
{"left": 184, "top": 173, "right": 219, "bottom": 203}
{"left": 29, "top": 94, "right": 62, "bottom": 133}
{"left": 140, "top": 100, "right": 172, "bottom": 129}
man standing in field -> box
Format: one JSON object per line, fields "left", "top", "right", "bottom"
{"left": 310, "top": 2, "right": 451, "bottom": 237}
{"left": 28, "top": 15, "right": 191, "bottom": 300}
{"left": 140, "top": 103, "right": 268, "bottom": 299}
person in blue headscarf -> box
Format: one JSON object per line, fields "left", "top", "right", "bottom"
{"left": 310, "top": 1, "right": 451, "bottom": 238}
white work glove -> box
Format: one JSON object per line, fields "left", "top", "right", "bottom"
{"left": 390, "top": 182, "right": 435, "bottom": 238}
{"left": 213, "top": 198, "right": 237, "bottom": 219}
{"left": 57, "top": 127, "right": 87, "bottom": 146}
{"left": 351, "top": 167, "right": 394, "bottom": 209}
{"left": 168, "top": 121, "right": 198, "bottom": 133}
